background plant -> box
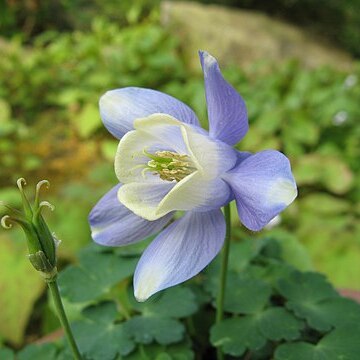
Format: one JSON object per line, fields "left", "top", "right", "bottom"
{"left": 1, "top": 237, "right": 360, "bottom": 359}
{"left": 194, "top": 0, "right": 360, "bottom": 58}
{"left": 0, "top": 0, "right": 359, "bottom": 353}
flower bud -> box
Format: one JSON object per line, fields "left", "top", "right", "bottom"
{"left": 1, "top": 178, "right": 59, "bottom": 280}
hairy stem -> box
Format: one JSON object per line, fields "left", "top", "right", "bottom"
{"left": 47, "top": 279, "right": 82, "bottom": 360}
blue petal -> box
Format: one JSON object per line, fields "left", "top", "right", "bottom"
{"left": 223, "top": 150, "right": 297, "bottom": 231}
{"left": 235, "top": 150, "right": 252, "bottom": 166}
{"left": 134, "top": 209, "right": 226, "bottom": 301}
{"left": 199, "top": 51, "right": 249, "bottom": 146}
{"left": 99, "top": 87, "right": 200, "bottom": 139}
{"left": 89, "top": 185, "right": 173, "bottom": 246}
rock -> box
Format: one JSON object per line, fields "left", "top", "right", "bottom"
{"left": 161, "top": 1, "right": 353, "bottom": 71}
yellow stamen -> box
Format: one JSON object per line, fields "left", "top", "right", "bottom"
{"left": 144, "top": 150, "right": 196, "bottom": 182}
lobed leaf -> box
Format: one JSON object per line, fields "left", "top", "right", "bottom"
{"left": 287, "top": 296, "right": 360, "bottom": 332}
{"left": 205, "top": 270, "right": 272, "bottom": 314}
{"left": 58, "top": 248, "right": 138, "bottom": 302}
{"left": 275, "top": 325, "right": 360, "bottom": 360}
{"left": 258, "top": 307, "right": 304, "bottom": 341}
{"left": 130, "top": 286, "right": 198, "bottom": 318}
{"left": 210, "top": 316, "right": 267, "bottom": 357}
{"left": 124, "top": 316, "right": 185, "bottom": 346}
{"left": 17, "top": 343, "right": 58, "bottom": 360}
{"left": 72, "top": 302, "right": 135, "bottom": 360}
{"left": 277, "top": 271, "right": 338, "bottom": 304}
{"left": 124, "top": 342, "right": 194, "bottom": 360}
{"left": 0, "top": 347, "right": 14, "bottom": 360}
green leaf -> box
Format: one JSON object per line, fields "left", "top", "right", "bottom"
{"left": 186, "top": 283, "right": 211, "bottom": 307}
{"left": 125, "top": 286, "right": 194, "bottom": 345}
{"left": 286, "top": 114, "right": 319, "bottom": 146}
{"left": 278, "top": 271, "right": 338, "bottom": 304}
{"left": 130, "top": 287, "right": 198, "bottom": 318}
{"left": 287, "top": 297, "right": 360, "bottom": 332}
{"left": 124, "top": 316, "right": 185, "bottom": 345}
{"left": 225, "top": 275, "right": 272, "bottom": 315}
{"left": 161, "top": 343, "right": 194, "bottom": 360}
{"left": 276, "top": 342, "right": 324, "bottom": 360}
{"left": 278, "top": 271, "right": 340, "bottom": 331}
{"left": 228, "top": 238, "right": 267, "bottom": 272}
{"left": 267, "top": 231, "right": 313, "bottom": 271}
{"left": 72, "top": 302, "right": 135, "bottom": 360}
{"left": 17, "top": 343, "right": 58, "bottom": 360}
{"left": 300, "top": 194, "right": 350, "bottom": 215}
{"left": 245, "top": 261, "right": 295, "bottom": 289}
{"left": 275, "top": 325, "right": 360, "bottom": 360}
{"left": 59, "top": 248, "right": 138, "bottom": 302}
{"left": 0, "top": 232, "right": 44, "bottom": 344}
{"left": 258, "top": 307, "right": 304, "bottom": 341}
{"left": 259, "top": 237, "right": 283, "bottom": 260}
{"left": 74, "top": 103, "right": 102, "bottom": 138}
{"left": 205, "top": 271, "right": 272, "bottom": 314}
{"left": 0, "top": 99, "right": 11, "bottom": 122}
{"left": 125, "top": 342, "right": 194, "bottom": 360}
{"left": 82, "top": 300, "right": 118, "bottom": 323}
{"left": 211, "top": 307, "right": 304, "bottom": 357}
{"left": 293, "top": 155, "right": 353, "bottom": 194}
{"left": 210, "top": 316, "right": 267, "bottom": 357}
{"left": 101, "top": 140, "right": 118, "bottom": 161}
{"left": 0, "top": 347, "right": 14, "bottom": 360}
{"left": 255, "top": 108, "right": 282, "bottom": 136}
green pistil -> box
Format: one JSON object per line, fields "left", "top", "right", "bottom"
{"left": 143, "top": 150, "right": 196, "bottom": 182}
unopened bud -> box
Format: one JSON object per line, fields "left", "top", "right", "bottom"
{"left": 1, "top": 178, "right": 58, "bottom": 280}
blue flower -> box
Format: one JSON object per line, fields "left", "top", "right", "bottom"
{"left": 89, "top": 51, "right": 297, "bottom": 301}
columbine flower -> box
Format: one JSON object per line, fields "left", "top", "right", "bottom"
{"left": 89, "top": 51, "right": 297, "bottom": 301}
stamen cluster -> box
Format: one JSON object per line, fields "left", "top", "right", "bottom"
{"left": 144, "top": 150, "right": 196, "bottom": 182}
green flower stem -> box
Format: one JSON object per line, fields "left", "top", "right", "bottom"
{"left": 47, "top": 278, "right": 82, "bottom": 360}
{"left": 216, "top": 203, "right": 231, "bottom": 360}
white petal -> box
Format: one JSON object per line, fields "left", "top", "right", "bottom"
{"left": 157, "top": 172, "right": 231, "bottom": 215}
{"left": 181, "top": 123, "right": 237, "bottom": 178}
{"left": 89, "top": 184, "right": 172, "bottom": 246}
{"left": 135, "top": 114, "right": 237, "bottom": 178}
{"left": 115, "top": 130, "right": 165, "bottom": 184}
{"left": 134, "top": 113, "right": 193, "bottom": 154}
{"left": 116, "top": 113, "right": 236, "bottom": 220}
{"left": 116, "top": 114, "right": 194, "bottom": 184}
{"left": 118, "top": 180, "right": 175, "bottom": 221}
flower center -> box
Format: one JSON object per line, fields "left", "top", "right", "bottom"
{"left": 143, "top": 150, "right": 196, "bottom": 182}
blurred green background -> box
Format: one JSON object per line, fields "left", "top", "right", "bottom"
{"left": 0, "top": 0, "right": 359, "bottom": 348}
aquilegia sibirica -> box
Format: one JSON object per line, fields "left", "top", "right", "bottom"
{"left": 89, "top": 51, "right": 297, "bottom": 301}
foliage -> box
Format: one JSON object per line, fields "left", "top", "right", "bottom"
{"left": 0, "top": 0, "right": 160, "bottom": 40}
{"left": 3, "top": 0, "right": 359, "bottom": 58}
{"left": 1, "top": 236, "right": 360, "bottom": 359}
{"left": 0, "top": 17, "right": 183, "bottom": 186}
{"left": 0, "top": 2, "right": 360, "bottom": 351}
